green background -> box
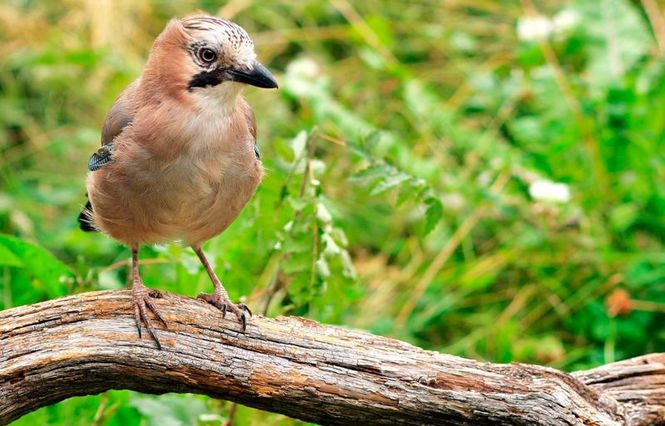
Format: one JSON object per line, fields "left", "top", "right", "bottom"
{"left": 1, "top": 0, "right": 664, "bottom": 424}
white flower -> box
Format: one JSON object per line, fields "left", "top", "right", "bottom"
{"left": 553, "top": 9, "right": 579, "bottom": 33}
{"left": 285, "top": 57, "right": 321, "bottom": 96}
{"left": 529, "top": 180, "right": 571, "bottom": 203}
{"left": 517, "top": 15, "right": 553, "bottom": 41}
{"left": 287, "top": 57, "right": 319, "bottom": 79}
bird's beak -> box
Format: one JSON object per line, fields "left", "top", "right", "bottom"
{"left": 228, "top": 61, "right": 278, "bottom": 89}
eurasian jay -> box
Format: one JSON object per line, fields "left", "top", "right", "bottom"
{"left": 78, "top": 15, "right": 278, "bottom": 348}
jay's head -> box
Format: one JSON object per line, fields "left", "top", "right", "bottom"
{"left": 144, "top": 15, "right": 278, "bottom": 107}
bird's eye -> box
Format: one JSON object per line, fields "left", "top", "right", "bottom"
{"left": 198, "top": 48, "right": 217, "bottom": 64}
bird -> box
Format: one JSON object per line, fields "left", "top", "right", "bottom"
{"left": 78, "top": 15, "right": 278, "bottom": 349}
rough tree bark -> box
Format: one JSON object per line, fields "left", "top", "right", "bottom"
{"left": 0, "top": 291, "right": 663, "bottom": 425}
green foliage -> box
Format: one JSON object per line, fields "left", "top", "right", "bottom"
{"left": 0, "top": 234, "right": 73, "bottom": 307}
{"left": 2, "top": 0, "right": 664, "bottom": 424}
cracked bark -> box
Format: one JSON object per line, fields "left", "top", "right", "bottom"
{"left": 0, "top": 290, "right": 663, "bottom": 425}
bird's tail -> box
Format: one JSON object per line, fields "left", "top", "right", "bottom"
{"left": 78, "top": 200, "right": 97, "bottom": 232}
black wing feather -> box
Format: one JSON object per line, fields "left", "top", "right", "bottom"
{"left": 79, "top": 80, "right": 138, "bottom": 232}
{"left": 78, "top": 199, "right": 97, "bottom": 232}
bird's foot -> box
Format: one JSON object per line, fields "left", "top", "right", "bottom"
{"left": 197, "top": 290, "right": 252, "bottom": 332}
{"left": 132, "top": 280, "right": 168, "bottom": 349}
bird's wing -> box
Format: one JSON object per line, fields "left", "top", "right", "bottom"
{"left": 87, "top": 80, "right": 140, "bottom": 171}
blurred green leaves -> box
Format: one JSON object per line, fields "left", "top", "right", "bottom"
{"left": 131, "top": 395, "right": 207, "bottom": 426}
{"left": 0, "top": 234, "right": 73, "bottom": 309}
{"left": 574, "top": 0, "right": 652, "bottom": 90}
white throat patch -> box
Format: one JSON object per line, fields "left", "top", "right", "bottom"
{"left": 190, "top": 81, "right": 244, "bottom": 116}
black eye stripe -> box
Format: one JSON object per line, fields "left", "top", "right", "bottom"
{"left": 188, "top": 69, "right": 223, "bottom": 90}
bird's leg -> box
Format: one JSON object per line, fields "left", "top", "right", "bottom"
{"left": 130, "top": 245, "right": 167, "bottom": 349}
{"left": 192, "top": 246, "right": 252, "bottom": 331}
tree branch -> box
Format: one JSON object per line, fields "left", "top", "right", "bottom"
{"left": 1, "top": 291, "right": 663, "bottom": 425}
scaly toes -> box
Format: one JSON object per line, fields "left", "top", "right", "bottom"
{"left": 144, "top": 295, "right": 168, "bottom": 328}
{"left": 198, "top": 293, "right": 251, "bottom": 332}
{"left": 226, "top": 303, "right": 248, "bottom": 332}
{"left": 197, "top": 293, "right": 221, "bottom": 310}
{"left": 132, "top": 286, "right": 166, "bottom": 349}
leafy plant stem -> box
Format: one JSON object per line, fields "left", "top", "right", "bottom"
{"left": 395, "top": 171, "right": 509, "bottom": 327}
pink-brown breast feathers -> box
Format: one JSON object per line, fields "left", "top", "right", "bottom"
{"left": 86, "top": 95, "right": 263, "bottom": 247}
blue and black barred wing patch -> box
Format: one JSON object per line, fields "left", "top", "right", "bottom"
{"left": 88, "top": 144, "right": 114, "bottom": 171}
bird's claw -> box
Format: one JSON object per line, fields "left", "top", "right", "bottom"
{"left": 197, "top": 292, "right": 252, "bottom": 332}
{"left": 132, "top": 283, "right": 167, "bottom": 349}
